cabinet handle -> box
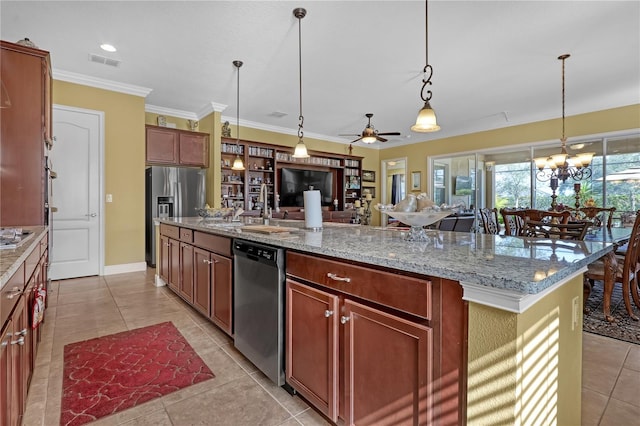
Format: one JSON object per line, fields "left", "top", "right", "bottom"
{"left": 6, "top": 287, "right": 22, "bottom": 299}
{"left": 324, "top": 310, "right": 334, "bottom": 317}
{"left": 340, "top": 316, "right": 350, "bottom": 324}
{"left": 11, "top": 336, "right": 25, "bottom": 346}
{"left": 17, "top": 329, "right": 28, "bottom": 337}
{"left": 202, "top": 259, "right": 213, "bottom": 264}
{"left": 327, "top": 273, "right": 351, "bottom": 283}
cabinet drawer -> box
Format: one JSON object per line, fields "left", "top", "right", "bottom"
{"left": 25, "top": 243, "right": 41, "bottom": 282}
{"left": 179, "top": 228, "right": 193, "bottom": 243}
{"left": 1, "top": 263, "right": 25, "bottom": 328}
{"left": 287, "top": 251, "right": 431, "bottom": 320}
{"left": 40, "top": 233, "right": 48, "bottom": 252}
{"left": 193, "top": 232, "right": 231, "bottom": 257}
{"left": 160, "top": 224, "right": 179, "bottom": 240}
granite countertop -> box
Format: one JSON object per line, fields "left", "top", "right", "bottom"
{"left": 158, "top": 217, "right": 611, "bottom": 295}
{"left": 0, "top": 226, "right": 48, "bottom": 288}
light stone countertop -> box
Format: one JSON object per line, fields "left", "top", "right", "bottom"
{"left": 158, "top": 217, "right": 612, "bottom": 295}
{"left": 0, "top": 226, "right": 48, "bottom": 289}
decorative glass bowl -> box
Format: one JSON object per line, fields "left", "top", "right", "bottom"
{"left": 196, "top": 207, "right": 233, "bottom": 219}
{"left": 376, "top": 206, "right": 454, "bottom": 241}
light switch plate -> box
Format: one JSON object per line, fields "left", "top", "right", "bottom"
{"left": 106, "top": 194, "right": 113, "bottom": 203}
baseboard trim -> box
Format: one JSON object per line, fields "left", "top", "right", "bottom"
{"left": 103, "top": 262, "right": 147, "bottom": 276}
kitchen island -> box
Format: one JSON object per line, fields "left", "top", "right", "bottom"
{"left": 156, "top": 216, "right": 611, "bottom": 425}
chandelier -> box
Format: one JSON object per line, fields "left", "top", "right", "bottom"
{"left": 292, "top": 7, "right": 310, "bottom": 159}
{"left": 532, "top": 54, "right": 595, "bottom": 210}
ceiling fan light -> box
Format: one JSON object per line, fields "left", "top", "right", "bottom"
{"left": 411, "top": 101, "right": 440, "bottom": 132}
{"left": 292, "top": 140, "right": 309, "bottom": 158}
{"left": 232, "top": 155, "right": 245, "bottom": 170}
{"left": 361, "top": 135, "right": 377, "bottom": 144}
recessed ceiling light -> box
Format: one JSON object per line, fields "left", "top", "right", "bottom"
{"left": 100, "top": 44, "right": 117, "bottom": 52}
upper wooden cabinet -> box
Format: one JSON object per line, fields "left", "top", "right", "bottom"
{"left": 0, "top": 40, "right": 51, "bottom": 226}
{"left": 145, "top": 125, "right": 209, "bottom": 168}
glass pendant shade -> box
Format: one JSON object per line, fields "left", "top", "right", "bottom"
{"left": 232, "top": 155, "right": 245, "bottom": 170}
{"left": 411, "top": 101, "right": 440, "bottom": 132}
{"left": 292, "top": 140, "right": 309, "bottom": 158}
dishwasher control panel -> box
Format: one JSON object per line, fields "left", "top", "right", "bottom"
{"left": 233, "top": 240, "right": 279, "bottom": 262}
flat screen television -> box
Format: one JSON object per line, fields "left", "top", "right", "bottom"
{"left": 280, "top": 168, "right": 333, "bottom": 207}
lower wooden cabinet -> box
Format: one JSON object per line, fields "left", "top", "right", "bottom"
{"left": 1, "top": 294, "right": 29, "bottom": 426}
{"left": 286, "top": 280, "right": 432, "bottom": 425}
{"left": 160, "top": 225, "right": 233, "bottom": 336}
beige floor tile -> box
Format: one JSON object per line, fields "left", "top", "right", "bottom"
{"left": 56, "top": 276, "right": 107, "bottom": 293}
{"left": 90, "top": 399, "right": 166, "bottom": 426}
{"left": 599, "top": 397, "right": 640, "bottom": 426}
{"left": 279, "top": 418, "right": 304, "bottom": 426}
{"left": 610, "top": 368, "right": 640, "bottom": 407}
{"left": 581, "top": 388, "right": 609, "bottom": 426}
{"left": 164, "top": 375, "right": 291, "bottom": 426}
{"left": 119, "top": 408, "right": 174, "bottom": 426}
{"left": 582, "top": 358, "right": 623, "bottom": 396}
{"left": 295, "top": 407, "right": 334, "bottom": 426}
{"left": 624, "top": 344, "right": 640, "bottom": 372}
{"left": 251, "top": 370, "right": 312, "bottom": 416}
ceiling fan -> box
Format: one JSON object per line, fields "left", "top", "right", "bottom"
{"left": 340, "top": 113, "right": 401, "bottom": 145}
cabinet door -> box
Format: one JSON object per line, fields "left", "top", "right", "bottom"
{"left": 210, "top": 254, "right": 232, "bottom": 335}
{"left": 193, "top": 247, "right": 211, "bottom": 316}
{"left": 1, "top": 320, "right": 13, "bottom": 426}
{"left": 179, "top": 242, "right": 194, "bottom": 303}
{"left": 159, "top": 235, "right": 170, "bottom": 286}
{"left": 146, "top": 126, "right": 179, "bottom": 165}
{"left": 168, "top": 238, "right": 180, "bottom": 292}
{"left": 343, "top": 299, "right": 432, "bottom": 426}
{"left": 286, "top": 280, "right": 339, "bottom": 422}
{"left": 179, "top": 133, "right": 209, "bottom": 167}
{"left": 10, "top": 295, "right": 28, "bottom": 426}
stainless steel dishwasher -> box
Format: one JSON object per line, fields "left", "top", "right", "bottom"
{"left": 233, "top": 239, "right": 286, "bottom": 386}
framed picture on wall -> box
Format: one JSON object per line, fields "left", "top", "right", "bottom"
{"left": 363, "top": 186, "right": 376, "bottom": 197}
{"left": 362, "top": 170, "right": 376, "bottom": 182}
{"left": 411, "top": 171, "right": 421, "bottom": 191}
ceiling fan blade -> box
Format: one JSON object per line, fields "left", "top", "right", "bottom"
{"left": 376, "top": 132, "right": 401, "bottom": 136}
{"left": 376, "top": 136, "right": 388, "bottom": 143}
{"left": 350, "top": 137, "right": 363, "bottom": 144}
{"left": 339, "top": 134, "right": 361, "bottom": 137}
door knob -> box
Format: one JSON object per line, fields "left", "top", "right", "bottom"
{"left": 86, "top": 213, "right": 97, "bottom": 217}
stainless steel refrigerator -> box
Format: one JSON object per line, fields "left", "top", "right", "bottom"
{"left": 145, "top": 166, "right": 206, "bottom": 267}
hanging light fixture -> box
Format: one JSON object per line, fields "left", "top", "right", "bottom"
{"left": 411, "top": 0, "right": 440, "bottom": 133}
{"left": 292, "top": 7, "right": 310, "bottom": 158}
{"left": 533, "top": 54, "right": 594, "bottom": 210}
{"left": 231, "top": 60, "right": 245, "bottom": 171}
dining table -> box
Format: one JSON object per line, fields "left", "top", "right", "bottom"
{"left": 582, "top": 226, "right": 634, "bottom": 322}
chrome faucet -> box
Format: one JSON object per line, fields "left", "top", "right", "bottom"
{"left": 259, "top": 183, "right": 271, "bottom": 224}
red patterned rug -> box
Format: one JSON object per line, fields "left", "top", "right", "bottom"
{"left": 61, "top": 321, "right": 214, "bottom": 426}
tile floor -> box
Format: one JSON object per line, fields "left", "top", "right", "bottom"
{"left": 21, "top": 269, "right": 640, "bottom": 425}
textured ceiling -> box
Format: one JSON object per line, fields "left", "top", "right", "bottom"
{"left": 1, "top": 1, "right": 638, "bottom": 148}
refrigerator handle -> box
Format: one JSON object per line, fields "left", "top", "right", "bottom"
{"left": 175, "top": 180, "right": 182, "bottom": 217}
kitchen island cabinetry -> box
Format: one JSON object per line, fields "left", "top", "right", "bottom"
{"left": 159, "top": 224, "right": 233, "bottom": 335}
{"left": 286, "top": 252, "right": 435, "bottom": 425}
{"left": 145, "top": 125, "right": 209, "bottom": 168}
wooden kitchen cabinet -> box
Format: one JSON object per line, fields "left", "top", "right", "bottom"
{"left": 0, "top": 41, "right": 51, "bottom": 226}
{"left": 286, "top": 251, "right": 436, "bottom": 425}
{"left": 159, "top": 225, "right": 233, "bottom": 336}
{"left": 286, "top": 280, "right": 432, "bottom": 425}
{"left": 145, "top": 125, "right": 209, "bottom": 168}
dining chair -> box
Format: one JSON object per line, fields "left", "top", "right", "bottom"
{"left": 583, "top": 211, "right": 640, "bottom": 321}
{"left": 523, "top": 219, "right": 590, "bottom": 240}
{"left": 579, "top": 206, "right": 616, "bottom": 228}
{"left": 479, "top": 208, "right": 500, "bottom": 234}
{"left": 500, "top": 208, "right": 526, "bottom": 236}
{"left": 437, "top": 217, "right": 457, "bottom": 231}
{"left": 453, "top": 216, "right": 475, "bottom": 232}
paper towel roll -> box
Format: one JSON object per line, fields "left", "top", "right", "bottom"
{"left": 303, "top": 190, "right": 323, "bottom": 229}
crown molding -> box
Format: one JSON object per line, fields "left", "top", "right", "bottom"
{"left": 220, "top": 114, "right": 357, "bottom": 146}
{"left": 52, "top": 69, "right": 153, "bottom": 97}
{"left": 145, "top": 104, "right": 198, "bottom": 120}
{"left": 197, "top": 102, "right": 227, "bottom": 119}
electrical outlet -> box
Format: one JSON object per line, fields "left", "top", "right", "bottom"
{"left": 106, "top": 194, "right": 113, "bottom": 203}
{"left": 572, "top": 296, "right": 580, "bottom": 331}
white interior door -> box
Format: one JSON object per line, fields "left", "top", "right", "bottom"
{"left": 49, "top": 106, "right": 103, "bottom": 279}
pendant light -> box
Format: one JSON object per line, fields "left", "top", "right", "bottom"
{"left": 231, "top": 60, "right": 245, "bottom": 170}
{"left": 411, "top": 0, "right": 440, "bottom": 132}
{"left": 292, "top": 7, "right": 310, "bottom": 158}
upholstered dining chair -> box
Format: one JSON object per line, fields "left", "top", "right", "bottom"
{"left": 500, "top": 208, "right": 526, "bottom": 236}
{"left": 583, "top": 211, "right": 640, "bottom": 322}
{"left": 500, "top": 208, "right": 571, "bottom": 236}
{"left": 579, "top": 206, "right": 616, "bottom": 228}
{"left": 479, "top": 208, "right": 500, "bottom": 234}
